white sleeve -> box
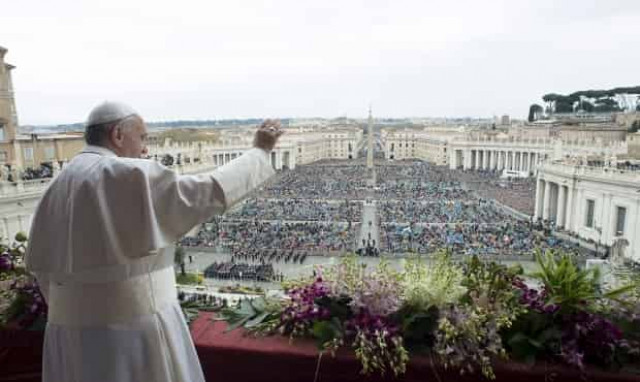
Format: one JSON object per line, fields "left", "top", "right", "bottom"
{"left": 149, "top": 148, "right": 275, "bottom": 240}
{"left": 209, "top": 148, "right": 275, "bottom": 208}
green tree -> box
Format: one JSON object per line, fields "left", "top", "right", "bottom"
{"left": 542, "top": 93, "right": 561, "bottom": 114}
{"left": 554, "top": 100, "right": 574, "bottom": 113}
{"left": 578, "top": 100, "right": 594, "bottom": 112}
{"left": 593, "top": 98, "right": 622, "bottom": 113}
{"left": 629, "top": 120, "right": 640, "bottom": 133}
{"left": 528, "top": 104, "right": 543, "bottom": 122}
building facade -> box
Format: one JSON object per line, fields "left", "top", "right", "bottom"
{"left": 0, "top": 46, "right": 20, "bottom": 166}
{"left": 535, "top": 161, "right": 640, "bottom": 262}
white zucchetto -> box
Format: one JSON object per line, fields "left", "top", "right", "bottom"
{"left": 86, "top": 101, "right": 138, "bottom": 126}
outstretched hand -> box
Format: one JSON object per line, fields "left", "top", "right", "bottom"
{"left": 254, "top": 119, "right": 284, "bottom": 152}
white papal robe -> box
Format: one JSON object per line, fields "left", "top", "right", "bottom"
{"left": 25, "top": 145, "right": 275, "bottom": 382}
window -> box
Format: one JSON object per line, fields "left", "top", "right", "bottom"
{"left": 0, "top": 124, "right": 4, "bottom": 141}
{"left": 0, "top": 151, "right": 6, "bottom": 162}
{"left": 615, "top": 207, "right": 626, "bottom": 236}
{"left": 585, "top": 199, "right": 595, "bottom": 228}
{"left": 23, "top": 147, "right": 34, "bottom": 161}
{"left": 45, "top": 146, "right": 55, "bottom": 160}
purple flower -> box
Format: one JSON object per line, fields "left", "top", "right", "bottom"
{"left": 281, "top": 278, "right": 332, "bottom": 331}
{"left": 559, "top": 311, "right": 623, "bottom": 369}
{"left": 544, "top": 304, "right": 559, "bottom": 314}
{"left": 0, "top": 254, "right": 12, "bottom": 270}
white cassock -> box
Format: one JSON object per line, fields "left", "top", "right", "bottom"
{"left": 25, "top": 145, "right": 275, "bottom": 382}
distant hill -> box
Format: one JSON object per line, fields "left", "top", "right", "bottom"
{"left": 20, "top": 118, "right": 295, "bottom": 134}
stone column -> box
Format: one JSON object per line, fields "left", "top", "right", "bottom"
{"left": 542, "top": 180, "right": 551, "bottom": 220}
{"left": 529, "top": 152, "right": 534, "bottom": 172}
{"left": 474, "top": 150, "right": 480, "bottom": 169}
{"left": 565, "top": 185, "right": 574, "bottom": 230}
{"left": 534, "top": 178, "right": 544, "bottom": 220}
{"left": 520, "top": 152, "right": 526, "bottom": 172}
{"left": 489, "top": 150, "right": 495, "bottom": 170}
{"left": 557, "top": 185, "right": 567, "bottom": 227}
{"left": 601, "top": 193, "right": 613, "bottom": 244}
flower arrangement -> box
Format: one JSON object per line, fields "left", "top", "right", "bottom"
{"left": 0, "top": 233, "right": 48, "bottom": 331}
{"left": 216, "top": 250, "right": 640, "bottom": 379}
{"left": 504, "top": 250, "right": 640, "bottom": 372}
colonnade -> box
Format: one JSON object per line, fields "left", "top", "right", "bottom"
{"left": 533, "top": 178, "right": 573, "bottom": 229}
{"left": 153, "top": 148, "right": 294, "bottom": 171}
{"left": 456, "top": 148, "right": 547, "bottom": 173}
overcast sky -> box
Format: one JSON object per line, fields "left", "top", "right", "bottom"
{"left": 2, "top": 0, "right": 640, "bottom": 125}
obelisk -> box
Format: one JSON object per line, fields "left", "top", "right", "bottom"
{"left": 367, "top": 106, "right": 373, "bottom": 169}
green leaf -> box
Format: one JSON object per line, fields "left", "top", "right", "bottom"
{"left": 245, "top": 312, "right": 270, "bottom": 328}
{"left": 238, "top": 298, "right": 257, "bottom": 317}
{"left": 312, "top": 321, "right": 340, "bottom": 349}
{"left": 225, "top": 316, "right": 251, "bottom": 332}
{"left": 250, "top": 297, "right": 267, "bottom": 312}
{"left": 507, "top": 332, "right": 529, "bottom": 347}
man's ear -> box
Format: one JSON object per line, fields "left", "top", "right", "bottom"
{"left": 109, "top": 124, "right": 124, "bottom": 148}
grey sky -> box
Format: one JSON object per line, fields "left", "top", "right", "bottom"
{"left": 2, "top": 0, "right": 640, "bottom": 125}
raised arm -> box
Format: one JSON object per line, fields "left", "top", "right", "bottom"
{"left": 149, "top": 119, "right": 283, "bottom": 240}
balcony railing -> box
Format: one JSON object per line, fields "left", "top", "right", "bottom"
{"left": 0, "top": 178, "right": 52, "bottom": 197}
{"left": 540, "top": 162, "right": 640, "bottom": 182}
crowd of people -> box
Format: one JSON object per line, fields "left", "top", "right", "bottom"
{"left": 179, "top": 159, "right": 589, "bottom": 262}
{"left": 19, "top": 164, "right": 54, "bottom": 181}
{"left": 178, "top": 291, "right": 230, "bottom": 308}
{"left": 453, "top": 169, "right": 536, "bottom": 215}
{"left": 375, "top": 181, "right": 474, "bottom": 200}
{"left": 260, "top": 164, "right": 368, "bottom": 199}
{"left": 230, "top": 248, "right": 308, "bottom": 265}
{"left": 225, "top": 198, "right": 361, "bottom": 222}
{"left": 376, "top": 160, "right": 457, "bottom": 181}
{"left": 215, "top": 221, "right": 356, "bottom": 253}
{"left": 379, "top": 221, "right": 584, "bottom": 256}
{"left": 378, "top": 199, "right": 505, "bottom": 223}
{"left": 203, "top": 261, "right": 281, "bottom": 282}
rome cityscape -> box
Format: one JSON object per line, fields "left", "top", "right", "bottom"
{"left": 1, "top": 1, "right": 640, "bottom": 381}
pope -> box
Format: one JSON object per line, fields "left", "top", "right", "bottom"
{"left": 25, "top": 101, "right": 282, "bottom": 382}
